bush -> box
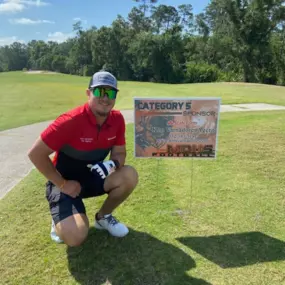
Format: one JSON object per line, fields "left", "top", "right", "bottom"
{"left": 184, "top": 62, "right": 220, "bottom": 83}
{"left": 277, "top": 72, "right": 285, "bottom": 86}
{"left": 218, "top": 70, "right": 243, "bottom": 82}
{"left": 257, "top": 68, "right": 278, "bottom": 85}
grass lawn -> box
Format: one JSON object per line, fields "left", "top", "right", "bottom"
{"left": 1, "top": 71, "right": 285, "bottom": 131}
{"left": 1, "top": 110, "right": 285, "bottom": 284}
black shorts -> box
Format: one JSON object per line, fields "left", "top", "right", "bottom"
{"left": 45, "top": 172, "right": 107, "bottom": 225}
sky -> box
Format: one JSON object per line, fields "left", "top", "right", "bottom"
{"left": 0, "top": 0, "right": 210, "bottom": 46}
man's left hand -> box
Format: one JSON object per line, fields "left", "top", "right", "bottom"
{"left": 88, "top": 160, "right": 118, "bottom": 180}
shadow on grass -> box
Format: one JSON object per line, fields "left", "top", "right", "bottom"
{"left": 177, "top": 231, "right": 285, "bottom": 269}
{"left": 67, "top": 228, "right": 211, "bottom": 285}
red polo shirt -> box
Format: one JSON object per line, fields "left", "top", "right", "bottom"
{"left": 40, "top": 103, "right": 125, "bottom": 180}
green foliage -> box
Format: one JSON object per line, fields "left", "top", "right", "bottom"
{"left": 205, "top": 0, "right": 285, "bottom": 83}
{"left": 1, "top": 1, "right": 285, "bottom": 85}
{"left": 185, "top": 62, "right": 220, "bottom": 83}
{"left": 218, "top": 70, "right": 243, "bottom": 82}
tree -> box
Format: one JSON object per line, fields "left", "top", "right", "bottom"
{"left": 151, "top": 5, "right": 180, "bottom": 33}
{"left": 1, "top": 1, "right": 285, "bottom": 86}
{"left": 178, "top": 4, "right": 194, "bottom": 33}
{"left": 27, "top": 40, "right": 49, "bottom": 70}
{"left": 205, "top": 0, "right": 285, "bottom": 83}
{"left": 133, "top": 0, "right": 158, "bottom": 16}
{"left": 195, "top": 13, "right": 210, "bottom": 37}
{"left": 128, "top": 7, "right": 152, "bottom": 32}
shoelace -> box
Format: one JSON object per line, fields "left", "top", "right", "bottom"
{"left": 106, "top": 215, "right": 119, "bottom": 226}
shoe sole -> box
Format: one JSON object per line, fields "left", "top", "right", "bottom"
{"left": 50, "top": 236, "right": 64, "bottom": 243}
{"left": 94, "top": 222, "right": 129, "bottom": 237}
{"left": 94, "top": 222, "right": 104, "bottom": 230}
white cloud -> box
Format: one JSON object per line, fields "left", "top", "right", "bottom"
{"left": 24, "top": 0, "right": 48, "bottom": 6}
{"left": 9, "top": 17, "right": 55, "bottom": 24}
{"left": 47, "top": 32, "right": 74, "bottom": 43}
{"left": 0, "top": 0, "right": 49, "bottom": 14}
{"left": 0, "top": 1, "right": 23, "bottom": 13}
{"left": 0, "top": 36, "right": 25, "bottom": 46}
{"left": 73, "top": 17, "right": 87, "bottom": 24}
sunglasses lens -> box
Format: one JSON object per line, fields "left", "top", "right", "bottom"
{"left": 93, "top": 88, "right": 101, "bottom": 97}
{"left": 92, "top": 88, "right": 117, "bottom": 99}
{"left": 106, "top": 89, "right": 117, "bottom": 99}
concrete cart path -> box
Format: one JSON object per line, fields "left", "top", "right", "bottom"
{"left": 1, "top": 103, "right": 285, "bottom": 200}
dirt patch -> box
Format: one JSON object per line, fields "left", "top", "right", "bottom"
{"left": 24, "top": 70, "right": 58, "bottom": 75}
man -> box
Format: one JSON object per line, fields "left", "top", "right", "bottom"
{"left": 28, "top": 71, "right": 138, "bottom": 247}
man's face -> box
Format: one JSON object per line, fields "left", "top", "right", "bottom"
{"left": 86, "top": 86, "right": 117, "bottom": 117}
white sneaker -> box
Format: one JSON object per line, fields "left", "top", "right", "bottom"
{"left": 50, "top": 220, "right": 63, "bottom": 243}
{"left": 95, "top": 214, "right": 129, "bottom": 237}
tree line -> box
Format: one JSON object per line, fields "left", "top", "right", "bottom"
{"left": 1, "top": 0, "right": 285, "bottom": 85}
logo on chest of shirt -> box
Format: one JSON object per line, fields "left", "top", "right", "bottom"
{"left": 80, "top": 138, "right": 94, "bottom": 143}
{"left": 107, "top": 136, "right": 116, "bottom": 141}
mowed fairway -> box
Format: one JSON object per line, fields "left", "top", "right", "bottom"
{"left": 1, "top": 71, "right": 285, "bottom": 284}
{"left": 1, "top": 71, "right": 285, "bottom": 131}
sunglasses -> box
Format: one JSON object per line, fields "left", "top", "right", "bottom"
{"left": 92, "top": 87, "right": 117, "bottom": 100}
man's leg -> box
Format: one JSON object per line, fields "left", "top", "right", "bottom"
{"left": 46, "top": 182, "right": 89, "bottom": 247}
{"left": 54, "top": 213, "right": 89, "bottom": 247}
{"left": 94, "top": 165, "right": 138, "bottom": 237}
{"left": 98, "top": 165, "right": 138, "bottom": 217}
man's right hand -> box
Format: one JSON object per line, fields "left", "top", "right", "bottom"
{"left": 60, "top": 180, "right": 81, "bottom": 198}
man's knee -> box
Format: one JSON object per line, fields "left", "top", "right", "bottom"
{"left": 56, "top": 214, "right": 89, "bottom": 247}
{"left": 121, "top": 165, "right": 139, "bottom": 189}
{"left": 104, "top": 165, "right": 139, "bottom": 193}
{"left": 63, "top": 228, "right": 88, "bottom": 247}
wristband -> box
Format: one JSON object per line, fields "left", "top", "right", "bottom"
{"left": 59, "top": 179, "right": 67, "bottom": 190}
{"left": 113, "top": 159, "right": 120, "bottom": 169}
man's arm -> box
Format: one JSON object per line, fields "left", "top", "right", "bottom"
{"left": 110, "top": 145, "right": 126, "bottom": 169}
{"left": 27, "top": 137, "right": 66, "bottom": 188}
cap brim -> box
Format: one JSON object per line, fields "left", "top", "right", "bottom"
{"left": 90, "top": 84, "right": 118, "bottom": 91}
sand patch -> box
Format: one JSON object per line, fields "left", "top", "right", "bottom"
{"left": 24, "top": 70, "right": 58, "bottom": 75}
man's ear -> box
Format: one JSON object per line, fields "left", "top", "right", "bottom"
{"left": 86, "top": 89, "right": 91, "bottom": 97}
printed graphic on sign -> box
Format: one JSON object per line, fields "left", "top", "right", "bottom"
{"left": 134, "top": 98, "right": 221, "bottom": 158}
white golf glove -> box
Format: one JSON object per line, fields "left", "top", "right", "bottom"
{"left": 88, "top": 160, "right": 119, "bottom": 180}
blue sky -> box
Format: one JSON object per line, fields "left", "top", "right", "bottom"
{"left": 0, "top": 0, "right": 210, "bottom": 46}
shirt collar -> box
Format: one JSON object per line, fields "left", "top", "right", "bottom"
{"left": 84, "top": 102, "right": 112, "bottom": 127}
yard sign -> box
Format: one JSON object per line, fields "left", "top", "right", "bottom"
{"left": 134, "top": 98, "right": 221, "bottom": 159}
